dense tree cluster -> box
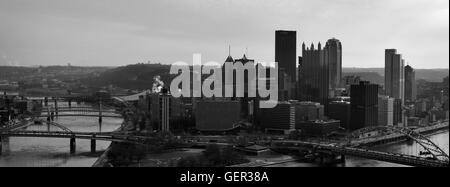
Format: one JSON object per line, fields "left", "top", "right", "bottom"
{"left": 176, "top": 144, "right": 249, "bottom": 167}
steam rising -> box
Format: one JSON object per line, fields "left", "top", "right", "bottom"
{"left": 152, "top": 75, "right": 165, "bottom": 93}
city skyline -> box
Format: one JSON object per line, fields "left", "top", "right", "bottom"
{"left": 0, "top": 0, "right": 448, "bottom": 69}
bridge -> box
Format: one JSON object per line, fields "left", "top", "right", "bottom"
{"left": 271, "top": 124, "right": 449, "bottom": 167}
{"left": 0, "top": 117, "right": 148, "bottom": 155}
{"left": 0, "top": 93, "right": 144, "bottom": 157}
{"left": 36, "top": 100, "right": 124, "bottom": 123}
{"left": 0, "top": 93, "right": 129, "bottom": 155}
{"left": 39, "top": 114, "right": 122, "bottom": 118}
{"left": 272, "top": 140, "right": 448, "bottom": 167}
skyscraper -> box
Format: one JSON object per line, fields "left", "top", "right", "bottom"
{"left": 378, "top": 95, "right": 394, "bottom": 126}
{"left": 404, "top": 65, "right": 417, "bottom": 102}
{"left": 260, "top": 101, "right": 296, "bottom": 134}
{"left": 350, "top": 81, "right": 379, "bottom": 130}
{"left": 275, "top": 30, "right": 297, "bottom": 83}
{"left": 299, "top": 42, "right": 329, "bottom": 107}
{"left": 324, "top": 38, "right": 342, "bottom": 91}
{"left": 160, "top": 91, "right": 171, "bottom": 132}
{"left": 385, "top": 49, "right": 405, "bottom": 103}
{"left": 234, "top": 54, "right": 255, "bottom": 119}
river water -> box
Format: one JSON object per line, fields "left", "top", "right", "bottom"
{"left": 0, "top": 102, "right": 123, "bottom": 167}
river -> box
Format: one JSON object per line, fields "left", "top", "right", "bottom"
{"left": 0, "top": 102, "right": 123, "bottom": 167}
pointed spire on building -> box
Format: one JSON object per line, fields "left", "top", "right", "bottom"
{"left": 225, "top": 45, "right": 234, "bottom": 62}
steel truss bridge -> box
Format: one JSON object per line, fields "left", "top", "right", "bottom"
{"left": 273, "top": 125, "right": 449, "bottom": 167}
{"left": 272, "top": 140, "right": 448, "bottom": 167}
{"left": 349, "top": 124, "right": 449, "bottom": 162}
{"left": 0, "top": 118, "right": 147, "bottom": 154}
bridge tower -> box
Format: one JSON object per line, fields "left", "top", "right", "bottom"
{"left": 70, "top": 136, "right": 76, "bottom": 154}
{"left": 50, "top": 111, "right": 55, "bottom": 121}
{"left": 54, "top": 97, "right": 58, "bottom": 116}
{"left": 91, "top": 135, "right": 96, "bottom": 153}
{"left": 98, "top": 100, "right": 103, "bottom": 124}
{"left": 0, "top": 136, "right": 2, "bottom": 156}
{"left": 340, "top": 155, "right": 346, "bottom": 165}
{"left": 46, "top": 107, "right": 51, "bottom": 123}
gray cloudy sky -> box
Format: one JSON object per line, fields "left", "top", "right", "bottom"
{"left": 0, "top": 0, "right": 448, "bottom": 68}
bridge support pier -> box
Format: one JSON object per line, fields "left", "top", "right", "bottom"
{"left": 340, "top": 155, "right": 346, "bottom": 164}
{"left": 70, "top": 137, "right": 76, "bottom": 154}
{"left": 98, "top": 101, "right": 103, "bottom": 124}
{"left": 54, "top": 98, "right": 58, "bottom": 116}
{"left": 91, "top": 137, "right": 96, "bottom": 153}
{"left": 0, "top": 136, "right": 3, "bottom": 156}
{"left": 50, "top": 112, "right": 55, "bottom": 121}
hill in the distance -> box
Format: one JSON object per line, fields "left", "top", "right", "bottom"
{"left": 82, "top": 65, "right": 448, "bottom": 90}
{"left": 343, "top": 67, "right": 449, "bottom": 83}
{"left": 83, "top": 63, "right": 173, "bottom": 90}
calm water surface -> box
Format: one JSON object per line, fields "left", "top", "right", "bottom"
{"left": 0, "top": 102, "right": 123, "bottom": 167}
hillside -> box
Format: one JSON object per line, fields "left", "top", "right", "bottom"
{"left": 82, "top": 63, "right": 174, "bottom": 90}
{"left": 343, "top": 68, "right": 448, "bottom": 82}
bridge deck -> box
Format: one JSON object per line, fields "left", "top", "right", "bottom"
{"left": 273, "top": 141, "right": 449, "bottom": 167}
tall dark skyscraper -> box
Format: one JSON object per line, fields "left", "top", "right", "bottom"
{"left": 350, "top": 81, "right": 379, "bottom": 130}
{"left": 404, "top": 65, "right": 417, "bottom": 102}
{"left": 324, "top": 38, "right": 342, "bottom": 90}
{"left": 299, "top": 42, "right": 329, "bottom": 108}
{"left": 275, "top": 30, "right": 297, "bottom": 83}
{"left": 385, "top": 49, "right": 405, "bottom": 103}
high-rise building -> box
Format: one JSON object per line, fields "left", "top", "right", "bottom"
{"left": 324, "top": 38, "right": 342, "bottom": 90}
{"left": 378, "top": 95, "right": 394, "bottom": 126}
{"left": 279, "top": 68, "right": 294, "bottom": 101}
{"left": 393, "top": 98, "right": 403, "bottom": 126}
{"left": 299, "top": 42, "right": 329, "bottom": 107}
{"left": 385, "top": 49, "right": 405, "bottom": 103}
{"left": 404, "top": 65, "right": 417, "bottom": 102}
{"left": 293, "top": 101, "right": 325, "bottom": 122}
{"left": 145, "top": 90, "right": 182, "bottom": 132}
{"left": 234, "top": 54, "right": 255, "bottom": 119}
{"left": 350, "top": 81, "right": 379, "bottom": 130}
{"left": 195, "top": 100, "right": 241, "bottom": 132}
{"left": 160, "top": 91, "right": 171, "bottom": 132}
{"left": 328, "top": 100, "right": 351, "bottom": 130}
{"left": 299, "top": 38, "right": 343, "bottom": 110}
{"left": 260, "top": 101, "right": 296, "bottom": 134}
{"left": 275, "top": 30, "right": 297, "bottom": 83}
{"left": 296, "top": 120, "right": 341, "bottom": 137}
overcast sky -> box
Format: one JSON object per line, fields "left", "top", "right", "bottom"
{"left": 0, "top": 0, "right": 448, "bottom": 68}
